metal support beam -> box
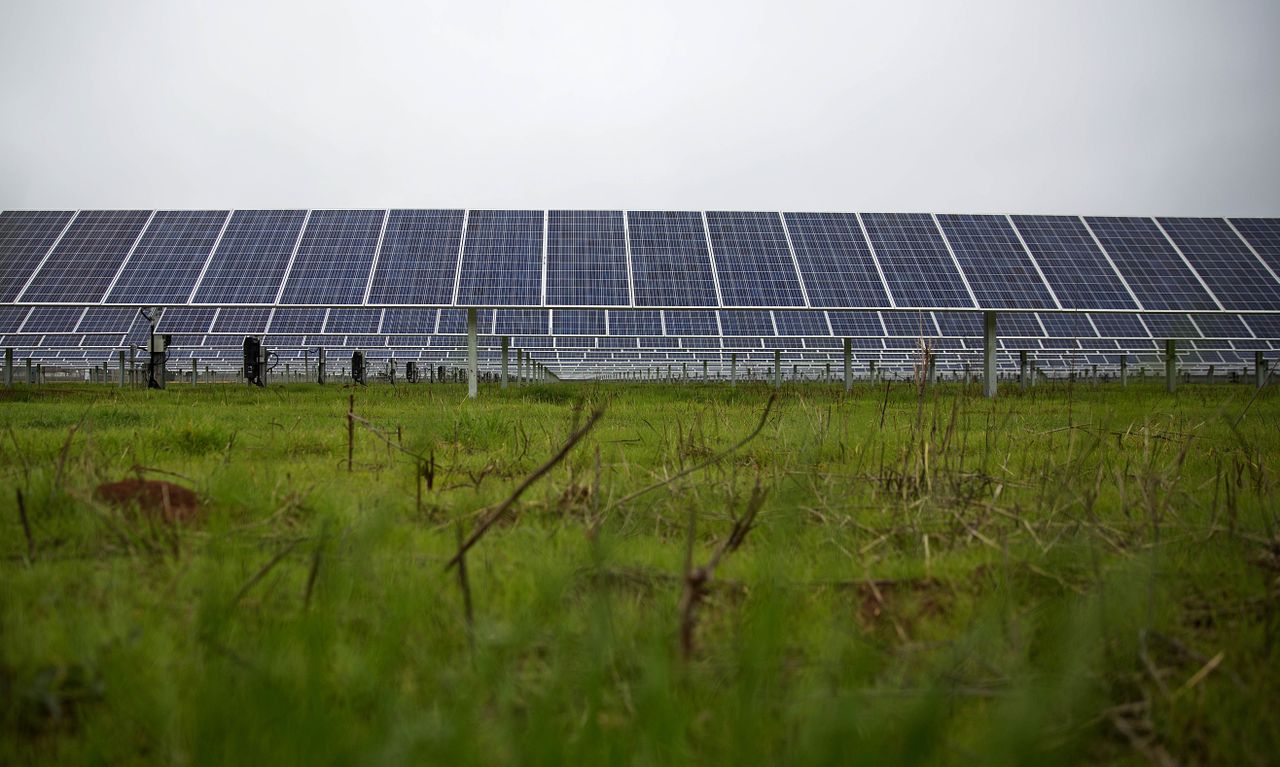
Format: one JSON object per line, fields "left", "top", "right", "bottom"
{"left": 1257, "top": 351, "right": 1268, "bottom": 389}
{"left": 773, "top": 350, "right": 781, "bottom": 389}
{"left": 466, "top": 307, "right": 478, "bottom": 399}
{"left": 730, "top": 353, "right": 737, "bottom": 386}
{"left": 318, "top": 348, "right": 327, "bottom": 384}
{"left": 983, "top": 311, "right": 997, "bottom": 399}
{"left": 1119, "top": 356, "right": 1127, "bottom": 387}
{"left": 192, "top": 358, "right": 198, "bottom": 385}
{"left": 1019, "top": 350, "right": 1028, "bottom": 389}
{"left": 1165, "top": 339, "right": 1177, "bottom": 394}
{"left": 843, "top": 338, "right": 852, "bottom": 392}
{"left": 869, "top": 360, "right": 876, "bottom": 383}
{"left": 501, "top": 336, "right": 509, "bottom": 388}
{"left": 27, "top": 359, "right": 33, "bottom": 385}
{"left": 4, "top": 348, "right": 12, "bottom": 388}
{"left": 118, "top": 349, "right": 126, "bottom": 387}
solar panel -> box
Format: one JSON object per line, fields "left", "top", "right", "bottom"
{"left": 781, "top": 212, "right": 891, "bottom": 307}
{"left": 19, "top": 210, "right": 152, "bottom": 302}
{"left": 1084, "top": 217, "right": 1218, "bottom": 310}
{"left": 381, "top": 308, "right": 438, "bottom": 334}
{"left": 546, "top": 210, "right": 629, "bottom": 305}
{"left": 212, "top": 308, "right": 271, "bottom": 334}
{"left": 1008, "top": 216, "right": 1136, "bottom": 309}
{"left": 859, "top": 214, "right": 974, "bottom": 307}
{"left": 192, "top": 210, "right": 307, "bottom": 303}
{"left": 773, "top": 310, "right": 827, "bottom": 336}
{"left": 607, "top": 310, "right": 662, "bottom": 336}
{"left": 1089, "top": 314, "right": 1149, "bottom": 338}
{"left": 494, "top": 309, "right": 548, "bottom": 335}
{"left": 552, "top": 309, "right": 605, "bottom": 335}
{"left": 933, "top": 312, "right": 981, "bottom": 336}
{"left": 437, "top": 309, "right": 494, "bottom": 334}
{"left": 1038, "top": 313, "right": 1096, "bottom": 338}
{"left": 456, "top": 210, "right": 543, "bottom": 305}
{"left": 718, "top": 311, "right": 774, "bottom": 336}
{"left": 663, "top": 310, "right": 718, "bottom": 336}
{"left": 1228, "top": 218, "right": 1280, "bottom": 276}
{"left": 278, "top": 210, "right": 384, "bottom": 304}
{"left": 104, "top": 210, "right": 229, "bottom": 303}
{"left": 78, "top": 307, "right": 141, "bottom": 333}
{"left": 627, "top": 211, "right": 718, "bottom": 307}
{"left": 325, "top": 308, "right": 383, "bottom": 334}
{"left": 365, "top": 209, "right": 463, "bottom": 304}
{"left": 881, "top": 311, "right": 940, "bottom": 336}
{"left": 0, "top": 211, "right": 76, "bottom": 301}
{"left": 1244, "top": 314, "right": 1280, "bottom": 338}
{"left": 827, "top": 311, "right": 884, "bottom": 336}
{"left": 1155, "top": 218, "right": 1280, "bottom": 311}
{"left": 935, "top": 214, "right": 1056, "bottom": 308}
{"left": 1189, "top": 314, "right": 1253, "bottom": 339}
{"left": 21, "top": 307, "right": 83, "bottom": 332}
{"left": 157, "top": 308, "right": 217, "bottom": 334}
{"left": 0, "top": 306, "right": 30, "bottom": 333}
{"left": 705, "top": 211, "right": 805, "bottom": 306}
{"left": 268, "top": 308, "right": 328, "bottom": 334}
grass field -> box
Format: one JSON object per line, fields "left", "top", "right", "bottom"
{"left": 1, "top": 379, "right": 1277, "bottom": 765}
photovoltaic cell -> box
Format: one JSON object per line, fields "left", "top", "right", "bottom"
{"left": 1155, "top": 218, "right": 1280, "bottom": 311}
{"left": 456, "top": 210, "right": 543, "bottom": 305}
{"left": 773, "top": 311, "right": 826, "bottom": 336}
{"left": 325, "top": 308, "right": 383, "bottom": 334}
{"left": 21, "top": 307, "right": 83, "bottom": 332}
{"left": 268, "top": 308, "right": 327, "bottom": 334}
{"left": 859, "top": 214, "right": 974, "bottom": 307}
{"left": 105, "top": 210, "right": 230, "bottom": 303}
{"left": 1142, "top": 314, "right": 1201, "bottom": 338}
{"left": 718, "top": 311, "right": 774, "bottom": 336}
{"left": 1189, "top": 314, "right": 1252, "bottom": 339}
{"left": 933, "top": 312, "right": 981, "bottom": 336}
{"left": 437, "top": 309, "right": 494, "bottom": 334}
{"left": 157, "top": 308, "right": 217, "bottom": 333}
{"left": 0, "top": 211, "right": 76, "bottom": 301}
{"left": 1228, "top": 218, "right": 1280, "bottom": 276}
{"left": 1089, "top": 314, "right": 1149, "bottom": 338}
{"left": 827, "top": 311, "right": 884, "bottom": 336}
{"left": 20, "top": 210, "right": 152, "bottom": 302}
{"left": 663, "top": 310, "right": 718, "bottom": 336}
{"left": 705, "top": 211, "right": 805, "bottom": 306}
{"left": 1008, "top": 216, "right": 1135, "bottom": 310}
{"left": 78, "top": 307, "right": 141, "bottom": 333}
{"left": 0, "top": 306, "right": 30, "bottom": 333}
{"left": 381, "top": 309, "right": 438, "bottom": 334}
{"left": 366, "top": 209, "right": 463, "bottom": 304}
{"left": 782, "top": 212, "right": 890, "bottom": 307}
{"left": 1084, "top": 217, "right": 1217, "bottom": 310}
{"left": 546, "top": 210, "right": 629, "bottom": 305}
{"left": 552, "top": 310, "right": 605, "bottom": 335}
{"left": 1038, "top": 313, "right": 1096, "bottom": 338}
{"left": 881, "top": 311, "right": 939, "bottom": 336}
{"left": 279, "top": 210, "right": 384, "bottom": 304}
{"left": 193, "top": 210, "right": 307, "bottom": 303}
{"left": 212, "top": 308, "right": 271, "bottom": 334}
{"left": 935, "top": 214, "right": 1055, "bottom": 309}
{"left": 1243, "top": 314, "right": 1280, "bottom": 338}
{"left": 607, "top": 311, "right": 662, "bottom": 336}
{"left": 627, "top": 211, "right": 718, "bottom": 307}
{"left": 494, "top": 309, "right": 548, "bottom": 335}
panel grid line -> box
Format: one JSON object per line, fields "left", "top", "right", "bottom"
{"left": 272, "top": 210, "right": 313, "bottom": 305}
{"left": 185, "top": 210, "right": 235, "bottom": 304}
{"left": 100, "top": 210, "right": 159, "bottom": 302}
{"left": 775, "top": 212, "right": 811, "bottom": 307}
{"left": 1150, "top": 217, "right": 1226, "bottom": 311}
{"left": 361, "top": 209, "right": 391, "bottom": 305}
{"left": 14, "top": 210, "right": 80, "bottom": 303}
{"left": 1078, "top": 216, "right": 1145, "bottom": 310}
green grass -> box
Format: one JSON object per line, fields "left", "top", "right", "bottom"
{"left": 1, "top": 379, "right": 1277, "bottom": 765}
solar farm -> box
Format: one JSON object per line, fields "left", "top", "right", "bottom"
{"left": 3, "top": 208, "right": 1279, "bottom": 762}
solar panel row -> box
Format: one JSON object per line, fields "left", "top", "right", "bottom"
{"left": 3, "top": 211, "right": 1279, "bottom": 314}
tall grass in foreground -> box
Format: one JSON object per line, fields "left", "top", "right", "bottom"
{"left": 1, "top": 380, "right": 1277, "bottom": 764}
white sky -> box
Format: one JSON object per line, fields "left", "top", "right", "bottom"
{"left": 2, "top": 0, "right": 1278, "bottom": 215}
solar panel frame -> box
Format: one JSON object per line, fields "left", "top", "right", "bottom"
{"left": 545, "top": 210, "right": 630, "bottom": 306}
{"left": 1084, "top": 217, "right": 1219, "bottom": 311}
{"left": 0, "top": 210, "right": 77, "bottom": 302}
{"left": 18, "top": 210, "right": 153, "bottom": 303}
{"left": 859, "top": 213, "right": 976, "bottom": 308}
{"left": 365, "top": 209, "right": 464, "bottom": 305}
{"left": 191, "top": 210, "right": 309, "bottom": 304}
{"left": 704, "top": 211, "right": 806, "bottom": 307}
{"left": 1008, "top": 215, "right": 1139, "bottom": 310}
{"left": 455, "top": 210, "right": 544, "bottom": 306}
{"left": 781, "top": 212, "right": 892, "bottom": 308}
{"left": 1155, "top": 218, "right": 1280, "bottom": 311}
{"left": 935, "top": 214, "right": 1058, "bottom": 309}
{"left": 627, "top": 211, "right": 720, "bottom": 307}
{"left": 278, "top": 210, "right": 385, "bottom": 305}
{"left": 105, "top": 210, "right": 231, "bottom": 304}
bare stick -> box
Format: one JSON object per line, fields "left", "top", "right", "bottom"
{"left": 230, "top": 540, "right": 301, "bottom": 608}
{"left": 445, "top": 406, "right": 606, "bottom": 571}
{"left": 347, "top": 394, "right": 355, "bottom": 472}
{"left": 455, "top": 521, "right": 474, "bottom": 647}
{"left": 303, "top": 537, "right": 323, "bottom": 610}
{"left": 605, "top": 394, "right": 776, "bottom": 514}
{"left": 16, "top": 489, "right": 34, "bottom": 561}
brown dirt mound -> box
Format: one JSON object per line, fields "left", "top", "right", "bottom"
{"left": 94, "top": 479, "right": 202, "bottom": 522}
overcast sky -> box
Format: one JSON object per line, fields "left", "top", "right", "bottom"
{"left": 2, "top": 0, "right": 1277, "bottom": 215}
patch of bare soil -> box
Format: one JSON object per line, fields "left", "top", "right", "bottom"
{"left": 94, "top": 479, "right": 202, "bottom": 522}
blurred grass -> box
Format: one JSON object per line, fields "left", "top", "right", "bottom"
{"left": 0, "top": 378, "right": 1277, "bottom": 764}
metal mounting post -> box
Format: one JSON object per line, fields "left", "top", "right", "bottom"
{"left": 983, "top": 311, "right": 997, "bottom": 399}
{"left": 774, "top": 350, "right": 781, "bottom": 389}
{"left": 466, "top": 307, "right": 478, "bottom": 399}
{"left": 501, "top": 336, "right": 509, "bottom": 388}
{"left": 1165, "top": 339, "right": 1177, "bottom": 394}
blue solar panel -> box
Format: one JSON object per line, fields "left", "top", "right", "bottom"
{"left": 1089, "top": 314, "right": 1149, "bottom": 338}
{"left": 627, "top": 212, "right": 719, "bottom": 307}
{"left": 663, "top": 310, "right": 718, "bottom": 335}
{"left": 78, "top": 307, "right": 141, "bottom": 333}
{"left": 157, "top": 308, "right": 217, "bottom": 333}
{"left": 1189, "top": 314, "right": 1252, "bottom": 339}
{"left": 781, "top": 212, "right": 891, "bottom": 307}
{"left": 381, "top": 309, "right": 438, "bottom": 334}
{"left": 881, "top": 311, "right": 940, "bottom": 336}
{"left": 935, "top": 214, "right": 1056, "bottom": 309}
{"left": 773, "top": 311, "right": 827, "bottom": 336}
{"left": 20, "top": 210, "right": 152, "bottom": 302}
{"left": 859, "top": 214, "right": 974, "bottom": 307}
{"left": 1244, "top": 314, "right": 1280, "bottom": 338}
{"left": 279, "top": 210, "right": 384, "bottom": 304}
{"left": 437, "top": 309, "right": 495, "bottom": 334}
{"left": 325, "top": 308, "right": 383, "bottom": 334}
{"left": 212, "top": 308, "right": 271, "bottom": 334}
{"left": 1038, "top": 313, "right": 1096, "bottom": 338}
{"left": 1156, "top": 218, "right": 1280, "bottom": 310}
{"left": 0, "top": 211, "right": 76, "bottom": 301}
{"left": 366, "top": 209, "right": 463, "bottom": 304}
{"left": 1228, "top": 219, "right": 1280, "bottom": 276}
{"left": 193, "top": 210, "right": 307, "bottom": 303}
{"left": 456, "top": 210, "right": 543, "bottom": 305}
{"left": 705, "top": 211, "right": 805, "bottom": 306}
{"left": 1142, "top": 314, "right": 1201, "bottom": 338}
{"left": 546, "top": 210, "right": 628, "bottom": 305}
{"left": 933, "top": 313, "right": 981, "bottom": 336}
{"left": 1008, "top": 216, "right": 1136, "bottom": 310}
{"left": 718, "top": 311, "right": 774, "bottom": 336}
{"left": 22, "top": 307, "right": 83, "bottom": 332}
{"left": 552, "top": 310, "right": 605, "bottom": 335}
{"left": 268, "top": 308, "right": 328, "bottom": 334}
{"left": 494, "top": 309, "right": 548, "bottom": 335}
{"left": 607, "top": 311, "right": 662, "bottom": 336}
{"left": 827, "top": 311, "right": 884, "bottom": 336}
{"left": 1084, "top": 217, "right": 1217, "bottom": 310}
{"left": 0, "top": 307, "right": 30, "bottom": 333}
{"left": 105, "top": 210, "right": 229, "bottom": 303}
